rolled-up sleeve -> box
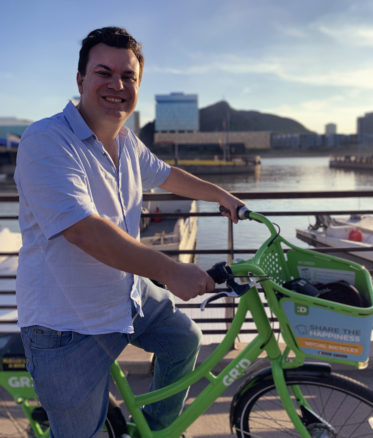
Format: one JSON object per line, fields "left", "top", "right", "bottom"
{"left": 136, "top": 137, "right": 171, "bottom": 191}
{"left": 15, "top": 131, "right": 97, "bottom": 239}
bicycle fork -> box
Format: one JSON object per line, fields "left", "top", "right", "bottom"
{"left": 272, "top": 360, "right": 337, "bottom": 438}
{"left": 272, "top": 360, "right": 313, "bottom": 438}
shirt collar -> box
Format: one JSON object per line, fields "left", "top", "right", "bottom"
{"left": 63, "top": 100, "right": 130, "bottom": 142}
{"left": 63, "top": 100, "right": 96, "bottom": 141}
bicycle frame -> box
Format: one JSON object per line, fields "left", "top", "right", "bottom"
{"left": 0, "top": 264, "right": 317, "bottom": 438}
{"left": 110, "top": 274, "right": 312, "bottom": 438}
{"left": 0, "top": 369, "right": 50, "bottom": 437}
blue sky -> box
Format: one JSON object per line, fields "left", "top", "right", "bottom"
{"left": 2, "top": 0, "right": 373, "bottom": 134}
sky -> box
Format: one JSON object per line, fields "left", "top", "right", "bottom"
{"left": 2, "top": 0, "right": 373, "bottom": 134}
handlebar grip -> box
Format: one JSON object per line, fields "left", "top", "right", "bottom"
{"left": 219, "top": 205, "right": 251, "bottom": 220}
{"left": 206, "top": 262, "right": 232, "bottom": 284}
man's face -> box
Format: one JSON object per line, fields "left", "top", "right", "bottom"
{"left": 77, "top": 43, "right": 140, "bottom": 128}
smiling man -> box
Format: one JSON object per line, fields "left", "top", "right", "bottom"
{"left": 15, "top": 27, "right": 243, "bottom": 437}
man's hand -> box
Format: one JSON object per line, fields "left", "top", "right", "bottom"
{"left": 218, "top": 193, "right": 245, "bottom": 224}
{"left": 164, "top": 263, "right": 216, "bottom": 301}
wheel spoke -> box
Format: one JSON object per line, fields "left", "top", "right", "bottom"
{"left": 234, "top": 372, "right": 373, "bottom": 438}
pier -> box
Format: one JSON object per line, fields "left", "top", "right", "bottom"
{"left": 330, "top": 154, "right": 373, "bottom": 171}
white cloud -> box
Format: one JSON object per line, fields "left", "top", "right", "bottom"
{"left": 149, "top": 56, "right": 373, "bottom": 91}
{"left": 317, "top": 23, "right": 373, "bottom": 47}
{"left": 268, "top": 96, "right": 366, "bottom": 133}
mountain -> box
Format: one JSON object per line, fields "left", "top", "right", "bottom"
{"left": 199, "top": 101, "right": 311, "bottom": 133}
{"left": 139, "top": 100, "right": 312, "bottom": 145}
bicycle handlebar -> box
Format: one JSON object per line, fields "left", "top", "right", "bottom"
{"left": 202, "top": 261, "right": 259, "bottom": 310}
{"left": 219, "top": 205, "right": 279, "bottom": 237}
{"left": 201, "top": 206, "right": 277, "bottom": 310}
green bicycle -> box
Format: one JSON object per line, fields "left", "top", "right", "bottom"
{"left": 1, "top": 208, "right": 373, "bottom": 437}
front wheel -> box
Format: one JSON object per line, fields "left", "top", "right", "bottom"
{"left": 232, "top": 369, "right": 373, "bottom": 437}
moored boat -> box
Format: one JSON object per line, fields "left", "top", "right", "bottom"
{"left": 296, "top": 214, "right": 373, "bottom": 267}
{"left": 141, "top": 199, "right": 197, "bottom": 263}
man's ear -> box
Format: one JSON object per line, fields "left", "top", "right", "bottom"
{"left": 77, "top": 72, "right": 83, "bottom": 94}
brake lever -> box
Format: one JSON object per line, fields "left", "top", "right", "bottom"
{"left": 200, "top": 276, "right": 269, "bottom": 311}
{"left": 200, "top": 290, "right": 239, "bottom": 311}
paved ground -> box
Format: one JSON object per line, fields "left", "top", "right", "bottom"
{"left": 1, "top": 343, "right": 373, "bottom": 437}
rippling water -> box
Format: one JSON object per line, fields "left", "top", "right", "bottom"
{"left": 196, "top": 156, "right": 373, "bottom": 270}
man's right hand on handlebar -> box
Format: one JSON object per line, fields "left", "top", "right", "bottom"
{"left": 164, "top": 262, "right": 216, "bottom": 301}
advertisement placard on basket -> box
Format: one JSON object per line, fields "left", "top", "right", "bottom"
{"left": 281, "top": 299, "right": 373, "bottom": 362}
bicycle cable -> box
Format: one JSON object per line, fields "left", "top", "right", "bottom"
{"left": 266, "top": 222, "right": 281, "bottom": 247}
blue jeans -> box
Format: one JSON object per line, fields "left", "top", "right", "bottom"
{"left": 20, "top": 278, "right": 202, "bottom": 437}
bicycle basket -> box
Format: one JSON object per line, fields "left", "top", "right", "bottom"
{"left": 255, "top": 237, "right": 373, "bottom": 367}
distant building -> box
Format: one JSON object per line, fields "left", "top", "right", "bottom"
{"left": 0, "top": 117, "right": 32, "bottom": 147}
{"left": 155, "top": 92, "right": 199, "bottom": 132}
{"left": 155, "top": 131, "right": 271, "bottom": 156}
{"left": 357, "top": 112, "right": 373, "bottom": 145}
{"left": 271, "top": 133, "right": 323, "bottom": 149}
{"left": 325, "top": 123, "right": 337, "bottom": 135}
{"left": 125, "top": 111, "right": 140, "bottom": 136}
{"left": 324, "top": 123, "right": 337, "bottom": 147}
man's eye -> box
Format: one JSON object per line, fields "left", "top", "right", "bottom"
{"left": 123, "top": 76, "right": 137, "bottom": 83}
{"left": 97, "top": 71, "right": 110, "bottom": 77}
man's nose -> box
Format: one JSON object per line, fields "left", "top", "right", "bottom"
{"left": 109, "top": 75, "right": 124, "bottom": 90}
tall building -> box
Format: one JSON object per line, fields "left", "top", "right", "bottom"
{"left": 125, "top": 111, "right": 140, "bottom": 136}
{"left": 357, "top": 112, "right": 373, "bottom": 144}
{"left": 155, "top": 92, "right": 199, "bottom": 132}
{"left": 325, "top": 123, "right": 337, "bottom": 135}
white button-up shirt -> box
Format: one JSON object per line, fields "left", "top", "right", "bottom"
{"left": 15, "top": 101, "right": 170, "bottom": 334}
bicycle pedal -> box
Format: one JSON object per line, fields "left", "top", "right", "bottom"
{"left": 31, "top": 406, "right": 48, "bottom": 423}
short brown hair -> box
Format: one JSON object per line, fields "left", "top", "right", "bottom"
{"left": 78, "top": 26, "right": 144, "bottom": 81}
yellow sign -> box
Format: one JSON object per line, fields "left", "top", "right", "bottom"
{"left": 2, "top": 357, "right": 27, "bottom": 369}
{"left": 297, "top": 337, "right": 363, "bottom": 355}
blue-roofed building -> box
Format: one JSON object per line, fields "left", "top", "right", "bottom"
{"left": 155, "top": 92, "right": 199, "bottom": 132}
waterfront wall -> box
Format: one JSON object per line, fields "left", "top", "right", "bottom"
{"left": 154, "top": 131, "right": 271, "bottom": 151}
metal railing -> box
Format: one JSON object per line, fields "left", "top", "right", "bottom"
{"left": 1, "top": 190, "right": 373, "bottom": 335}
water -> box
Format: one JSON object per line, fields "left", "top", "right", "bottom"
{"left": 195, "top": 156, "right": 373, "bottom": 270}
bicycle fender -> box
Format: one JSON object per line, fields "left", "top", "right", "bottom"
{"left": 229, "top": 362, "right": 332, "bottom": 430}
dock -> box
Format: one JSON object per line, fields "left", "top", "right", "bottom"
{"left": 330, "top": 154, "right": 373, "bottom": 171}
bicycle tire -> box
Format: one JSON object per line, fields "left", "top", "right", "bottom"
{"left": 232, "top": 368, "right": 373, "bottom": 437}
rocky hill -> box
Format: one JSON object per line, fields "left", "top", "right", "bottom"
{"left": 199, "top": 101, "right": 311, "bottom": 133}
{"left": 139, "top": 100, "right": 311, "bottom": 145}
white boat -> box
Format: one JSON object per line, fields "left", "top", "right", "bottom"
{"left": 140, "top": 199, "right": 197, "bottom": 263}
{"left": 296, "top": 215, "right": 373, "bottom": 266}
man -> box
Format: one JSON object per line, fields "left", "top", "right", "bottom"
{"left": 15, "top": 26, "right": 243, "bottom": 437}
